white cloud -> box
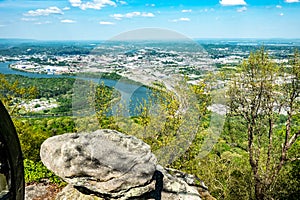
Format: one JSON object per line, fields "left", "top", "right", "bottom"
{"left": 69, "top": 0, "right": 116, "bottom": 10}
{"left": 111, "top": 12, "right": 155, "bottom": 20}
{"left": 111, "top": 14, "right": 123, "bottom": 20}
{"left": 24, "top": 6, "right": 63, "bottom": 16}
{"left": 99, "top": 21, "right": 115, "bottom": 25}
{"left": 179, "top": 17, "right": 190, "bottom": 21}
{"left": 35, "top": 21, "right": 52, "bottom": 25}
{"left": 280, "top": 13, "right": 284, "bottom": 16}
{"left": 182, "top": 9, "right": 192, "bottom": 13}
{"left": 125, "top": 11, "right": 141, "bottom": 18}
{"left": 276, "top": 5, "right": 282, "bottom": 8}
{"left": 237, "top": 6, "right": 247, "bottom": 12}
{"left": 172, "top": 17, "right": 191, "bottom": 22}
{"left": 69, "top": 0, "right": 81, "bottom": 7}
{"left": 146, "top": 3, "right": 155, "bottom": 7}
{"left": 61, "top": 19, "right": 76, "bottom": 23}
{"left": 63, "top": 7, "right": 71, "bottom": 10}
{"left": 141, "top": 12, "right": 155, "bottom": 17}
{"left": 220, "top": 0, "right": 247, "bottom": 6}
{"left": 119, "top": 1, "right": 127, "bottom": 5}
{"left": 284, "top": 0, "right": 299, "bottom": 3}
{"left": 21, "top": 18, "right": 37, "bottom": 21}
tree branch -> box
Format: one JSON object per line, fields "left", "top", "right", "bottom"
{"left": 287, "top": 130, "right": 300, "bottom": 149}
{"left": 266, "top": 116, "right": 273, "bottom": 175}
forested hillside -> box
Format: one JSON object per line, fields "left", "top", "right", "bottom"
{"left": 0, "top": 48, "right": 299, "bottom": 199}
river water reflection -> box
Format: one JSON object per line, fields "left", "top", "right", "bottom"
{"left": 0, "top": 62, "right": 150, "bottom": 115}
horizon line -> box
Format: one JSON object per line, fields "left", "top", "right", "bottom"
{"left": 1, "top": 37, "right": 300, "bottom": 42}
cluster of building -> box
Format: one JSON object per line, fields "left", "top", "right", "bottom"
{"left": 4, "top": 44, "right": 290, "bottom": 85}
{"left": 10, "top": 62, "right": 74, "bottom": 75}
{"left": 5, "top": 46, "right": 224, "bottom": 85}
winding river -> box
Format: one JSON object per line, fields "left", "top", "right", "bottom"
{"left": 0, "top": 62, "right": 150, "bottom": 115}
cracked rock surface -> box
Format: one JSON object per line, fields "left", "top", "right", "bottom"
{"left": 41, "top": 129, "right": 203, "bottom": 199}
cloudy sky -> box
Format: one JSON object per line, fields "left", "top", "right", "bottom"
{"left": 0, "top": 0, "right": 300, "bottom": 40}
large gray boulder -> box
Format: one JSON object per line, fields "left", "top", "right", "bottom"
{"left": 40, "top": 129, "right": 157, "bottom": 198}
{"left": 56, "top": 184, "right": 104, "bottom": 200}
{"left": 55, "top": 167, "right": 203, "bottom": 200}
{"left": 41, "top": 129, "right": 206, "bottom": 199}
{"left": 157, "top": 165, "right": 202, "bottom": 200}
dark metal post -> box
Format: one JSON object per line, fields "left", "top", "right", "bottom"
{"left": 0, "top": 101, "right": 25, "bottom": 200}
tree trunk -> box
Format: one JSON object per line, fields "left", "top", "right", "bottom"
{"left": 254, "top": 180, "right": 265, "bottom": 200}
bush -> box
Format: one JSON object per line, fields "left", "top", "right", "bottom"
{"left": 24, "top": 159, "right": 65, "bottom": 186}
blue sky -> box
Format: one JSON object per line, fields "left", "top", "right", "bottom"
{"left": 0, "top": 0, "right": 300, "bottom": 40}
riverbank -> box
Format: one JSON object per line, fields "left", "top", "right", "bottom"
{"left": 1, "top": 62, "right": 151, "bottom": 117}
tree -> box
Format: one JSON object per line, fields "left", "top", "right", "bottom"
{"left": 0, "top": 74, "right": 37, "bottom": 115}
{"left": 228, "top": 48, "right": 300, "bottom": 199}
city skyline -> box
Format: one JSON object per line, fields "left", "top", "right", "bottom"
{"left": 0, "top": 0, "right": 300, "bottom": 40}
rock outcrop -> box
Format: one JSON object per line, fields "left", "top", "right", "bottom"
{"left": 25, "top": 181, "right": 63, "bottom": 200}
{"left": 40, "top": 129, "right": 208, "bottom": 199}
